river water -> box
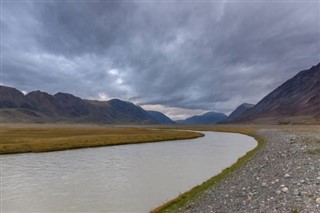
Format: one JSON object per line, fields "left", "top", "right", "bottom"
{"left": 1, "top": 131, "right": 257, "bottom": 212}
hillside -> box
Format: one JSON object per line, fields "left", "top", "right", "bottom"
{"left": 226, "top": 103, "right": 255, "bottom": 121}
{"left": 235, "top": 63, "right": 320, "bottom": 124}
{"left": 147, "top": 111, "right": 175, "bottom": 124}
{"left": 177, "top": 111, "right": 227, "bottom": 124}
{"left": 0, "top": 86, "right": 166, "bottom": 124}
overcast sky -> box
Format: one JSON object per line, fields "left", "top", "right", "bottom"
{"left": 2, "top": 1, "right": 319, "bottom": 119}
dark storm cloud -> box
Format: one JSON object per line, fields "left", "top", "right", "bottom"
{"left": 2, "top": 1, "right": 319, "bottom": 119}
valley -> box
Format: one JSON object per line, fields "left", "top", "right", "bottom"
{"left": 2, "top": 1, "right": 319, "bottom": 212}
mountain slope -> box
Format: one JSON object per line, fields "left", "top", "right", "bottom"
{"left": 54, "top": 92, "right": 91, "bottom": 116}
{"left": 0, "top": 85, "right": 29, "bottom": 108}
{"left": 88, "top": 99, "right": 158, "bottom": 124}
{"left": 0, "top": 86, "right": 160, "bottom": 124}
{"left": 147, "top": 111, "right": 175, "bottom": 124}
{"left": 237, "top": 63, "right": 320, "bottom": 123}
{"left": 177, "top": 111, "right": 227, "bottom": 124}
{"left": 227, "top": 103, "right": 255, "bottom": 121}
{"left": 26, "top": 91, "right": 64, "bottom": 116}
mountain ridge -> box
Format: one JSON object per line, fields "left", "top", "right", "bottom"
{"left": 147, "top": 111, "right": 175, "bottom": 124}
{"left": 2, "top": 63, "right": 319, "bottom": 125}
{"left": 226, "top": 103, "right": 255, "bottom": 121}
{"left": 232, "top": 63, "right": 320, "bottom": 124}
{"left": 177, "top": 111, "right": 227, "bottom": 124}
{"left": 0, "top": 86, "right": 163, "bottom": 124}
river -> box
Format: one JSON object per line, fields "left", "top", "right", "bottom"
{"left": 1, "top": 131, "right": 257, "bottom": 212}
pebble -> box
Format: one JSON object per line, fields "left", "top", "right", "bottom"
{"left": 300, "top": 191, "right": 308, "bottom": 195}
{"left": 281, "top": 187, "right": 289, "bottom": 193}
{"left": 316, "top": 198, "right": 320, "bottom": 204}
{"left": 293, "top": 189, "right": 299, "bottom": 196}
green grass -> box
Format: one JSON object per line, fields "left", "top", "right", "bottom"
{"left": 151, "top": 126, "right": 266, "bottom": 213}
{"left": 0, "top": 124, "right": 203, "bottom": 154}
{"left": 306, "top": 149, "right": 320, "bottom": 155}
{"left": 305, "top": 139, "right": 320, "bottom": 155}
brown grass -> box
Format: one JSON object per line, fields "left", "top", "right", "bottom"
{"left": 0, "top": 124, "right": 203, "bottom": 154}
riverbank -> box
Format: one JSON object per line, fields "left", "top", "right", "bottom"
{"left": 0, "top": 124, "right": 203, "bottom": 154}
{"left": 153, "top": 125, "right": 320, "bottom": 212}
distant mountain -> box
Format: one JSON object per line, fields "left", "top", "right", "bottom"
{"left": 226, "top": 103, "right": 255, "bottom": 121}
{"left": 235, "top": 63, "right": 320, "bottom": 124}
{"left": 0, "top": 85, "right": 162, "bottom": 124}
{"left": 87, "top": 99, "right": 158, "bottom": 124}
{"left": 54, "top": 92, "right": 91, "bottom": 116}
{"left": 177, "top": 111, "right": 227, "bottom": 124}
{"left": 147, "top": 111, "right": 175, "bottom": 124}
{"left": 0, "top": 85, "right": 29, "bottom": 108}
{"left": 26, "top": 91, "right": 64, "bottom": 116}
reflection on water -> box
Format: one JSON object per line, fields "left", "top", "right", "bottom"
{"left": 1, "top": 131, "right": 257, "bottom": 212}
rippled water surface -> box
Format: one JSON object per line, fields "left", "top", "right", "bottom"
{"left": 1, "top": 131, "right": 257, "bottom": 212}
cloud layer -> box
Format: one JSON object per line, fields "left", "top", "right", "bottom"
{"left": 2, "top": 1, "right": 319, "bottom": 119}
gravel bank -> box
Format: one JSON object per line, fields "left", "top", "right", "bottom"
{"left": 177, "top": 128, "right": 320, "bottom": 213}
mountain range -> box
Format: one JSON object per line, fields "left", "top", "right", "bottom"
{"left": 176, "top": 111, "right": 227, "bottom": 124}
{"left": 0, "top": 86, "right": 174, "bottom": 124}
{"left": 1, "top": 63, "right": 319, "bottom": 125}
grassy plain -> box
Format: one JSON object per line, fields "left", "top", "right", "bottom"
{"left": 0, "top": 124, "right": 203, "bottom": 154}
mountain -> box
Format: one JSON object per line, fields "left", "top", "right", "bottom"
{"left": 0, "top": 86, "right": 161, "bottom": 124}
{"left": 147, "top": 111, "right": 175, "bottom": 124}
{"left": 226, "top": 103, "right": 255, "bottom": 121}
{"left": 26, "top": 91, "right": 64, "bottom": 116}
{"left": 54, "top": 92, "right": 91, "bottom": 116}
{"left": 177, "top": 111, "right": 227, "bottom": 124}
{"left": 0, "top": 85, "right": 29, "bottom": 108}
{"left": 235, "top": 63, "right": 320, "bottom": 124}
{"left": 87, "top": 99, "right": 158, "bottom": 124}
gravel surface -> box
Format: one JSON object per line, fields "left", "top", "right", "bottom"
{"left": 177, "top": 128, "right": 320, "bottom": 213}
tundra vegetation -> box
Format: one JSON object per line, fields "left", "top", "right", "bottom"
{"left": 0, "top": 124, "right": 203, "bottom": 154}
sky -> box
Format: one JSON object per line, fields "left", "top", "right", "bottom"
{"left": 1, "top": 0, "right": 319, "bottom": 120}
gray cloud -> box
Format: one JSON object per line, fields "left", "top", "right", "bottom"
{"left": 2, "top": 1, "right": 319, "bottom": 119}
